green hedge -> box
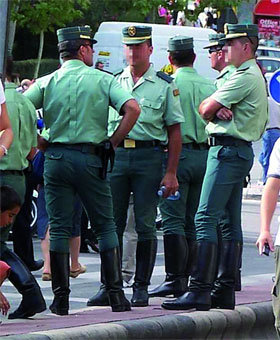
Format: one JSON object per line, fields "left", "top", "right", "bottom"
{"left": 13, "top": 59, "right": 59, "bottom": 80}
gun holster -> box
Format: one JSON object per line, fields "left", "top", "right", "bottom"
{"left": 98, "top": 140, "right": 115, "bottom": 180}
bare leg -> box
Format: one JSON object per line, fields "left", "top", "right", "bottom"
{"left": 41, "top": 227, "right": 51, "bottom": 274}
{"left": 70, "top": 236, "right": 81, "bottom": 272}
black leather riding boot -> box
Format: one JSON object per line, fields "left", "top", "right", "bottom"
{"left": 100, "top": 246, "right": 131, "bottom": 312}
{"left": 149, "top": 235, "right": 188, "bottom": 298}
{"left": 235, "top": 245, "right": 243, "bottom": 291}
{"left": 49, "top": 251, "right": 70, "bottom": 316}
{"left": 87, "top": 235, "right": 124, "bottom": 307}
{"left": 211, "top": 241, "right": 242, "bottom": 310}
{"left": 87, "top": 266, "right": 109, "bottom": 306}
{"left": 162, "top": 241, "right": 217, "bottom": 311}
{"left": 1, "top": 249, "right": 46, "bottom": 319}
{"left": 131, "top": 239, "right": 157, "bottom": 307}
{"left": 185, "top": 238, "right": 197, "bottom": 282}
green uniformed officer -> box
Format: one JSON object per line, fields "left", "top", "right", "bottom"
{"left": 162, "top": 24, "right": 268, "bottom": 311}
{"left": 204, "top": 33, "right": 244, "bottom": 291}
{"left": 88, "top": 25, "right": 184, "bottom": 308}
{"left": 204, "top": 33, "right": 236, "bottom": 89}
{"left": 24, "top": 25, "right": 140, "bottom": 315}
{"left": 0, "top": 62, "right": 46, "bottom": 319}
{"left": 149, "top": 36, "right": 215, "bottom": 299}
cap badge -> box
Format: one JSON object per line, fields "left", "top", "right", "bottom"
{"left": 128, "top": 26, "right": 136, "bottom": 37}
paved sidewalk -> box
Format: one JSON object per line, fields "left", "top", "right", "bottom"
{"left": 1, "top": 274, "right": 277, "bottom": 339}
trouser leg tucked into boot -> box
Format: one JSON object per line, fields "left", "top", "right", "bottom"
{"left": 49, "top": 251, "right": 70, "bottom": 316}
{"left": 100, "top": 246, "right": 131, "bottom": 312}
{"left": 131, "top": 239, "right": 157, "bottom": 307}
{"left": 235, "top": 245, "right": 243, "bottom": 291}
{"left": 211, "top": 241, "right": 242, "bottom": 310}
{"left": 149, "top": 235, "right": 187, "bottom": 298}
{"left": 1, "top": 249, "right": 46, "bottom": 319}
{"left": 162, "top": 241, "right": 217, "bottom": 311}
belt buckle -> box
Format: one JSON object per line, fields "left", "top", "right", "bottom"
{"left": 208, "top": 136, "right": 216, "bottom": 147}
{"left": 124, "top": 139, "right": 136, "bottom": 148}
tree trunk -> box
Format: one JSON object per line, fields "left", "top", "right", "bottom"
{"left": 34, "top": 30, "right": 44, "bottom": 79}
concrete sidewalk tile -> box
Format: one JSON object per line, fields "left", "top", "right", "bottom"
{"left": 32, "top": 323, "right": 128, "bottom": 340}
{"left": 235, "top": 305, "right": 256, "bottom": 338}
{"left": 248, "top": 302, "right": 277, "bottom": 339}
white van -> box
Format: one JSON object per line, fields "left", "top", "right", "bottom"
{"left": 93, "top": 21, "right": 218, "bottom": 80}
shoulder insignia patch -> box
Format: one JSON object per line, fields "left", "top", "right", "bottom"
{"left": 173, "top": 89, "right": 180, "bottom": 96}
{"left": 156, "top": 71, "right": 173, "bottom": 83}
{"left": 113, "top": 68, "right": 124, "bottom": 77}
{"left": 236, "top": 67, "right": 249, "bottom": 73}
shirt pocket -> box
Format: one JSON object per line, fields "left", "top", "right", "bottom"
{"left": 138, "top": 97, "right": 164, "bottom": 124}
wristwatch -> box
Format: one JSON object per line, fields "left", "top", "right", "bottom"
{"left": 0, "top": 145, "right": 8, "bottom": 156}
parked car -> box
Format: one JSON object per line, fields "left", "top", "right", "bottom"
{"left": 257, "top": 46, "right": 280, "bottom": 59}
{"left": 257, "top": 56, "right": 280, "bottom": 83}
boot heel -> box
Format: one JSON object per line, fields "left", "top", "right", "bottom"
{"left": 50, "top": 296, "right": 69, "bottom": 315}
{"left": 109, "top": 291, "right": 131, "bottom": 312}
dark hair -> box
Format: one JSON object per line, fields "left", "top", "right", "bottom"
{"left": 239, "top": 36, "right": 259, "bottom": 54}
{"left": 0, "top": 185, "right": 21, "bottom": 212}
{"left": 58, "top": 39, "right": 90, "bottom": 58}
{"left": 169, "top": 49, "right": 195, "bottom": 67}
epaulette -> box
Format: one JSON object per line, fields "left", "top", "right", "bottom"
{"left": 156, "top": 71, "right": 173, "bottom": 83}
{"left": 113, "top": 68, "right": 124, "bottom": 77}
{"left": 236, "top": 67, "right": 249, "bottom": 73}
{"left": 217, "top": 70, "right": 229, "bottom": 79}
{"left": 98, "top": 69, "right": 113, "bottom": 75}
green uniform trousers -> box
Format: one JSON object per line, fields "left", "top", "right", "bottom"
{"left": 194, "top": 144, "right": 254, "bottom": 243}
{"left": 0, "top": 172, "right": 26, "bottom": 254}
{"left": 44, "top": 146, "right": 118, "bottom": 253}
{"left": 160, "top": 146, "right": 208, "bottom": 239}
{"left": 109, "top": 147, "right": 164, "bottom": 241}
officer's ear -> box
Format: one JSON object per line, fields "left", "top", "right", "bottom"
{"left": 168, "top": 54, "right": 174, "bottom": 65}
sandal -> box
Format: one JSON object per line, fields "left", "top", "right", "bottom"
{"left": 70, "top": 263, "right": 86, "bottom": 278}
{"left": 42, "top": 272, "right": 52, "bottom": 281}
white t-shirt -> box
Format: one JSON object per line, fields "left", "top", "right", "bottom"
{"left": 0, "top": 81, "right": 5, "bottom": 116}
{"left": 267, "top": 138, "right": 280, "bottom": 245}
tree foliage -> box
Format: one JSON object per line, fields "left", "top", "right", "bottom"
{"left": 11, "top": 0, "right": 90, "bottom": 34}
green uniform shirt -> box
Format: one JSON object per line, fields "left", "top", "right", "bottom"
{"left": 24, "top": 60, "right": 133, "bottom": 144}
{"left": 108, "top": 65, "right": 184, "bottom": 143}
{"left": 0, "top": 82, "right": 37, "bottom": 171}
{"left": 173, "top": 67, "right": 215, "bottom": 144}
{"left": 206, "top": 59, "right": 268, "bottom": 141}
{"left": 215, "top": 64, "right": 236, "bottom": 89}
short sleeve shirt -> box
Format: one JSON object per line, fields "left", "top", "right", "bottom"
{"left": 173, "top": 67, "right": 215, "bottom": 144}
{"left": 267, "top": 138, "right": 280, "bottom": 179}
{"left": 1, "top": 82, "right": 37, "bottom": 171}
{"left": 0, "top": 81, "right": 5, "bottom": 115}
{"left": 108, "top": 65, "right": 184, "bottom": 143}
{"left": 24, "top": 59, "right": 133, "bottom": 144}
{"left": 206, "top": 59, "right": 268, "bottom": 142}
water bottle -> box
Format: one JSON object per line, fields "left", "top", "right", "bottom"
{"left": 157, "top": 186, "right": 180, "bottom": 200}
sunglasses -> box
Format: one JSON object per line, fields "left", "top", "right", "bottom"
{"left": 208, "top": 48, "right": 222, "bottom": 54}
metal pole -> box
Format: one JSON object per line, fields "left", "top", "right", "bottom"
{"left": 0, "top": 0, "right": 11, "bottom": 83}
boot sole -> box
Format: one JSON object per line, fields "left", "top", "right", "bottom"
{"left": 50, "top": 306, "right": 68, "bottom": 315}
{"left": 8, "top": 305, "right": 46, "bottom": 319}
{"left": 149, "top": 292, "right": 184, "bottom": 298}
{"left": 87, "top": 301, "right": 110, "bottom": 306}
{"left": 162, "top": 303, "right": 210, "bottom": 311}
{"left": 131, "top": 301, "right": 148, "bottom": 307}
{"left": 111, "top": 305, "right": 131, "bottom": 312}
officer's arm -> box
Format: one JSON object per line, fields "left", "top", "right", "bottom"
{"left": 0, "top": 103, "right": 13, "bottom": 159}
{"left": 199, "top": 97, "right": 223, "bottom": 121}
{"left": 110, "top": 99, "right": 140, "bottom": 148}
{"left": 256, "top": 176, "right": 279, "bottom": 254}
{"left": 161, "top": 123, "right": 181, "bottom": 197}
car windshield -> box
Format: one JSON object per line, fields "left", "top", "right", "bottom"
{"left": 257, "top": 48, "right": 280, "bottom": 58}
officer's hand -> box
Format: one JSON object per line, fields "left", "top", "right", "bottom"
{"left": 256, "top": 231, "right": 275, "bottom": 255}
{"left": 160, "top": 173, "right": 179, "bottom": 198}
{"left": 216, "top": 107, "right": 233, "bottom": 121}
{"left": 37, "top": 136, "right": 49, "bottom": 152}
{"left": 0, "top": 291, "right": 10, "bottom": 316}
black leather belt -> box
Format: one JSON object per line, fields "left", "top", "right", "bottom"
{"left": 50, "top": 143, "right": 98, "bottom": 154}
{"left": 182, "top": 142, "right": 209, "bottom": 150}
{"left": 266, "top": 127, "right": 280, "bottom": 131}
{"left": 207, "top": 136, "right": 252, "bottom": 147}
{"left": 118, "top": 139, "right": 162, "bottom": 148}
{"left": 0, "top": 170, "right": 24, "bottom": 176}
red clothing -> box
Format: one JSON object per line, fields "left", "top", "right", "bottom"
{"left": 0, "top": 261, "right": 10, "bottom": 283}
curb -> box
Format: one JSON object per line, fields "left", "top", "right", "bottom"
{"left": 3, "top": 302, "right": 277, "bottom": 340}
